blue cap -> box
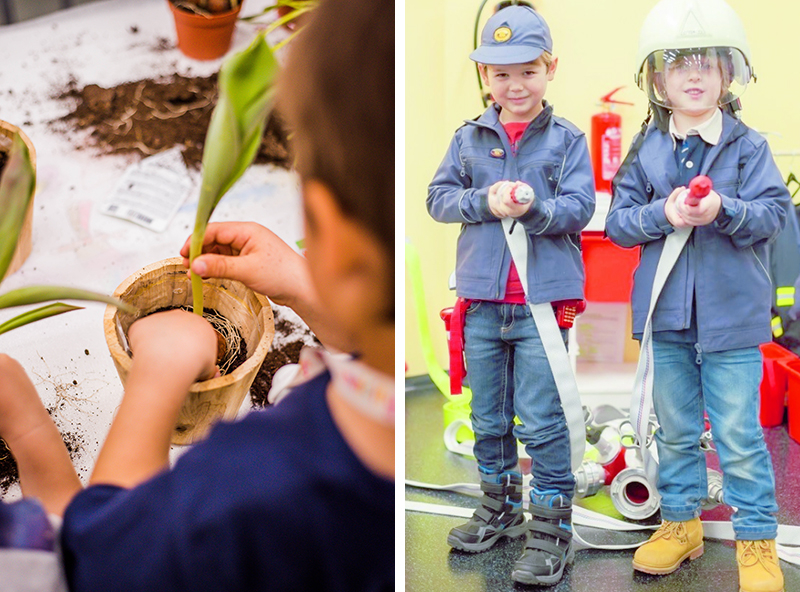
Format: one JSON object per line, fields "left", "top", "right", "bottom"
{"left": 469, "top": 6, "right": 553, "bottom": 65}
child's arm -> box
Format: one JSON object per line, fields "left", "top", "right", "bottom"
{"left": 427, "top": 134, "right": 498, "bottom": 224}
{"left": 514, "top": 134, "right": 596, "bottom": 235}
{"left": 89, "top": 310, "right": 217, "bottom": 489}
{"left": 0, "top": 355, "right": 81, "bottom": 516}
{"left": 180, "top": 222, "right": 353, "bottom": 354}
{"left": 708, "top": 139, "right": 789, "bottom": 248}
{"left": 605, "top": 147, "right": 678, "bottom": 248}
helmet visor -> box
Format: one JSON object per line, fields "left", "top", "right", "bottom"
{"left": 638, "top": 47, "right": 752, "bottom": 112}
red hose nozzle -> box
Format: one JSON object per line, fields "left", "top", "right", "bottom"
{"left": 685, "top": 175, "right": 713, "bottom": 206}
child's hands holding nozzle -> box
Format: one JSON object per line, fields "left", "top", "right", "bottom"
{"left": 488, "top": 181, "right": 535, "bottom": 218}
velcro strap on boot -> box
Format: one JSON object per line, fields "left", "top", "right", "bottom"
{"left": 480, "top": 495, "right": 505, "bottom": 513}
{"left": 528, "top": 503, "right": 571, "bottom": 522}
{"left": 474, "top": 506, "right": 496, "bottom": 524}
{"left": 480, "top": 481, "right": 506, "bottom": 495}
{"left": 526, "top": 520, "right": 572, "bottom": 544}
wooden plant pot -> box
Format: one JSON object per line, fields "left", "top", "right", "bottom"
{"left": 0, "top": 121, "right": 36, "bottom": 282}
{"left": 167, "top": 1, "right": 243, "bottom": 61}
{"left": 103, "top": 257, "right": 274, "bottom": 445}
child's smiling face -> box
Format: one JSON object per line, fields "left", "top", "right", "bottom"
{"left": 664, "top": 51, "right": 724, "bottom": 118}
{"left": 481, "top": 58, "right": 557, "bottom": 123}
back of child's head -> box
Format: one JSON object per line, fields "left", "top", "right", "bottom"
{"left": 635, "top": 0, "right": 754, "bottom": 117}
{"left": 277, "top": 0, "right": 393, "bottom": 264}
{"left": 470, "top": 4, "right": 552, "bottom": 66}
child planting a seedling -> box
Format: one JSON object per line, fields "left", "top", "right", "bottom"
{"left": 0, "top": 0, "right": 393, "bottom": 590}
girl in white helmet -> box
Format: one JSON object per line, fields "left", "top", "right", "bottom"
{"left": 606, "top": 1, "right": 788, "bottom": 591}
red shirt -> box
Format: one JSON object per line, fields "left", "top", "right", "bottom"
{"left": 496, "top": 121, "right": 530, "bottom": 304}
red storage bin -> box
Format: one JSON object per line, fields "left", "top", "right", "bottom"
{"left": 780, "top": 358, "right": 800, "bottom": 444}
{"left": 581, "top": 232, "right": 639, "bottom": 302}
{"left": 759, "top": 342, "right": 794, "bottom": 427}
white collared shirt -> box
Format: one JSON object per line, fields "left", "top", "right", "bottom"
{"left": 669, "top": 108, "right": 723, "bottom": 148}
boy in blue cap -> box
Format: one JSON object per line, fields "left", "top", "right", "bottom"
{"left": 427, "top": 4, "right": 594, "bottom": 586}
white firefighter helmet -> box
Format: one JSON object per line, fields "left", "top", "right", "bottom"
{"left": 635, "top": 0, "right": 754, "bottom": 111}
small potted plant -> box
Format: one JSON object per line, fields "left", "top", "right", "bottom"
{"left": 104, "top": 32, "right": 279, "bottom": 445}
{"left": 0, "top": 121, "right": 35, "bottom": 283}
{"left": 167, "top": 0, "right": 244, "bottom": 61}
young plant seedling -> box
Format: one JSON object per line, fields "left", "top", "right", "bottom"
{"left": 188, "top": 31, "right": 278, "bottom": 316}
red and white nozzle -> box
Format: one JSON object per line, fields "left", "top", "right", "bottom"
{"left": 685, "top": 175, "right": 712, "bottom": 206}
{"left": 503, "top": 181, "right": 534, "bottom": 204}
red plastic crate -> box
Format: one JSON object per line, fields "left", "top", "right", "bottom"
{"left": 781, "top": 358, "right": 800, "bottom": 444}
{"left": 581, "top": 232, "right": 639, "bottom": 302}
{"left": 759, "top": 342, "right": 794, "bottom": 427}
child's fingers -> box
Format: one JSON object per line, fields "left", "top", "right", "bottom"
{"left": 191, "top": 253, "right": 249, "bottom": 283}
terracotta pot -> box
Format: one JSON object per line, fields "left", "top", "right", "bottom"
{"left": 103, "top": 257, "right": 274, "bottom": 445}
{"left": 167, "top": 1, "right": 243, "bottom": 61}
{"left": 0, "top": 121, "right": 36, "bottom": 282}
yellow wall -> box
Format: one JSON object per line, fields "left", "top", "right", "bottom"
{"left": 405, "top": 0, "right": 800, "bottom": 378}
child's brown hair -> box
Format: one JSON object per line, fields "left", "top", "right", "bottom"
{"left": 278, "top": 0, "right": 394, "bottom": 269}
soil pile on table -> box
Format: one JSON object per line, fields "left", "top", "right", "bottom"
{"left": 54, "top": 74, "right": 291, "bottom": 170}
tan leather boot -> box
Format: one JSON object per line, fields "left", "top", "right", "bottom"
{"left": 736, "top": 539, "right": 784, "bottom": 592}
{"left": 632, "top": 517, "right": 704, "bottom": 574}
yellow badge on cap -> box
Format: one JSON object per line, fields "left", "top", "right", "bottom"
{"left": 493, "top": 26, "right": 512, "bottom": 43}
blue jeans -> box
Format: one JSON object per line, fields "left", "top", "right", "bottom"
{"left": 463, "top": 301, "right": 575, "bottom": 496}
{"left": 652, "top": 339, "right": 778, "bottom": 539}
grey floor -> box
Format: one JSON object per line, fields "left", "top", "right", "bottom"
{"left": 405, "top": 378, "right": 800, "bottom": 592}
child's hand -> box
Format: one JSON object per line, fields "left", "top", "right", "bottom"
{"left": 180, "top": 222, "right": 308, "bottom": 309}
{"left": 676, "top": 189, "right": 722, "bottom": 227}
{"left": 128, "top": 310, "right": 218, "bottom": 384}
{"left": 0, "top": 354, "right": 50, "bottom": 445}
{"left": 665, "top": 186, "right": 691, "bottom": 228}
{"left": 488, "top": 181, "right": 533, "bottom": 219}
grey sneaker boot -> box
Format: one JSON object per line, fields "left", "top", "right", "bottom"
{"left": 447, "top": 470, "right": 526, "bottom": 552}
{"left": 511, "top": 488, "right": 574, "bottom": 585}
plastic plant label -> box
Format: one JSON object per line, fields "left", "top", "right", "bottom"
{"left": 101, "top": 147, "right": 193, "bottom": 232}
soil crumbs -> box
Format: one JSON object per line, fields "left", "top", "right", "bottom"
{"left": 0, "top": 419, "right": 84, "bottom": 494}
{"left": 54, "top": 74, "right": 291, "bottom": 170}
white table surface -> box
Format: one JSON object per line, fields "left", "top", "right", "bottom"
{"left": 0, "top": 0, "right": 305, "bottom": 498}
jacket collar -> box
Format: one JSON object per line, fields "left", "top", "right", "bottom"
{"left": 639, "top": 111, "right": 747, "bottom": 199}
{"left": 468, "top": 101, "right": 553, "bottom": 133}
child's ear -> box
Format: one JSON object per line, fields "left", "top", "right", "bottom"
{"left": 302, "top": 180, "right": 390, "bottom": 324}
{"left": 547, "top": 57, "right": 558, "bottom": 81}
{"left": 479, "top": 64, "right": 490, "bottom": 86}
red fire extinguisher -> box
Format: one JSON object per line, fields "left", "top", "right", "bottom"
{"left": 591, "top": 87, "right": 633, "bottom": 193}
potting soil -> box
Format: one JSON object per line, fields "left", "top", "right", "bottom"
{"left": 53, "top": 74, "right": 291, "bottom": 171}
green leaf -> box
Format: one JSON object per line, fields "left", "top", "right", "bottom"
{"left": 190, "top": 32, "right": 280, "bottom": 314}
{"left": 0, "top": 303, "right": 83, "bottom": 336}
{"left": 0, "top": 134, "right": 36, "bottom": 283}
{"left": 0, "top": 286, "right": 137, "bottom": 314}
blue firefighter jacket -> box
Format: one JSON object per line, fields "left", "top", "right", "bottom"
{"left": 605, "top": 112, "right": 791, "bottom": 352}
{"left": 427, "top": 103, "right": 595, "bottom": 304}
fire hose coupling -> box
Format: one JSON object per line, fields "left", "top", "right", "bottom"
{"left": 499, "top": 181, "right": 534, "bottom": 204}
{"left": 574, "top": 461, "right": 606, "bottom": 499}
{"left": 702, "top": 468, "right": 724, "bottom": 510}
{"left": 609, "top": 467, "right": 662, "bottom": 521}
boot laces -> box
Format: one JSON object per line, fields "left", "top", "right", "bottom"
{"left": 738, "top": 540, "right": 779, "bottom": 576}
{"left": 652, "top": 521, "right": 687, "bottom": 544}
